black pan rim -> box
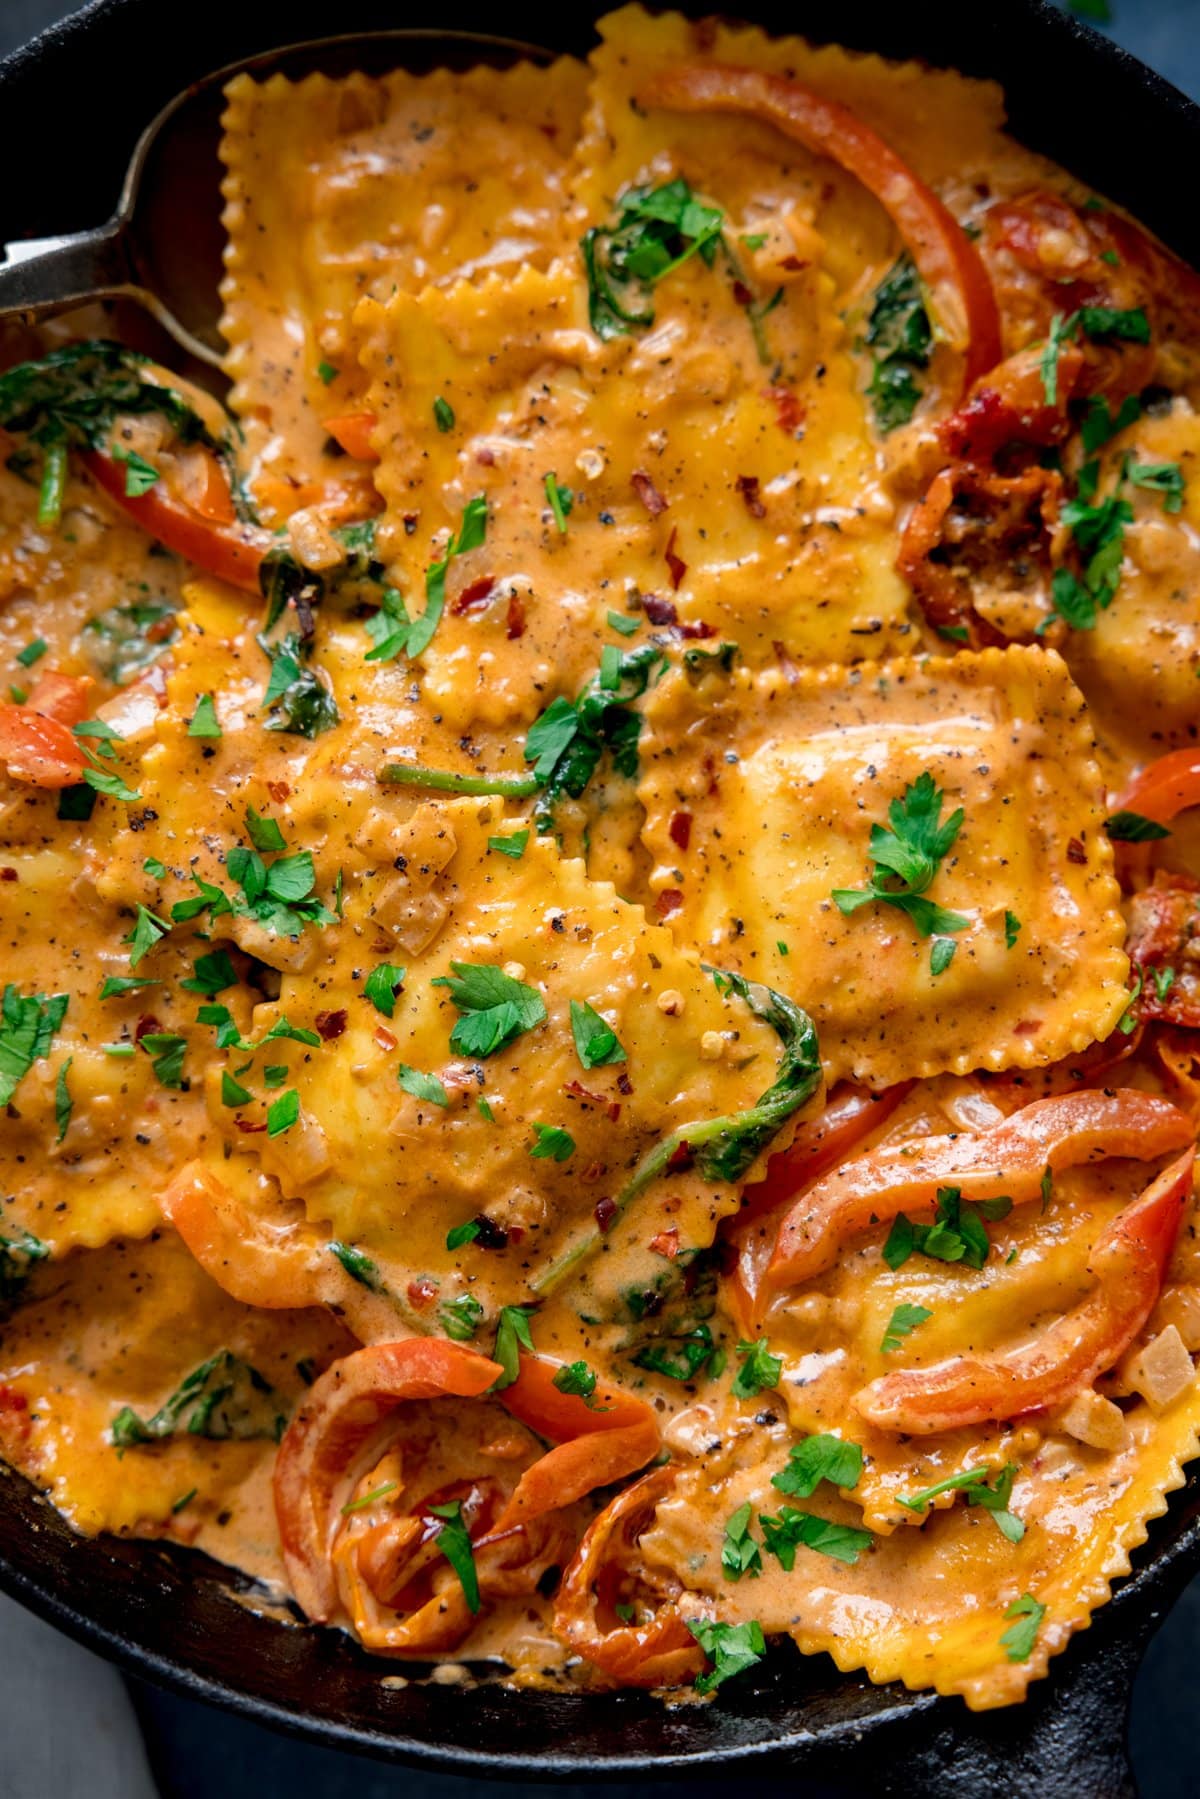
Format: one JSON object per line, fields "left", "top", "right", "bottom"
{"left": 3, "top": 0, "right": 1200, "bottom": 1781}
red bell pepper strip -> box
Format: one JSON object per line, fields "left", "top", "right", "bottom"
{"left": 0, "top": 704, "right": 86, "bottom": 788}
{"left": 855, "top": 1148, "right": 1194, "bottom": 1434}
{"left": 767, "top": 1089, "right": 1193, "bottom": 1292}
{"left": 552, "top": 1464, "right": 705, "bottom": 1687}
{"left": 1116, "top": 748, "right": 1200, "bottom": 828}
{"left": 81, "top": 449, "right": 268, "bottom": 594}
{"left": 641, "top": 63, "right": 1002, "bottom": 392}
{"left": 273, "top": 1339, "right": 501, "bottom": 1621}
{"left": 739, "top": 1081, "right": 913, "bottom": 1225}
{"left": 24, "top": 671, "right": 95, "bottom": 726}
{"left": 495, "top": 1354, "right": 660, "bottom": 1530}
{"left": 323, "top": 411, "right": 380, "bottom": 463}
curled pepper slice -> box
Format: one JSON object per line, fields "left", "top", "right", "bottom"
{"left": 1116, "top": 748, "right": 1200, "bottom": 829}
{"left": 855, "top": 1148, "right": 1195, "bottom": 1433}
{"left": 767, "top": 1089, "right": 1193, "bottom": 1292}
{"left": 641, "top": 63, "right": 1002, "bottom": 392}
{"left": 82, "top": 448, "right": 268, "bottom": 594}
{"left": 496, "top": 1353, "right": 660, "bottom": 1530}
{"left": 273, "top": 1338, "right": 502, "bottom": 1622}
{"left": 0, "top": 703, "right": 86, "bottom": 788}
{"left": 552, "top": 1464, "right": 705, "bottom": 1688}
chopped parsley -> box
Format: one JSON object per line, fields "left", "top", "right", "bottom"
{"left": 398, "top": 1064, "right": 450, "bottom": 1108}
{"left": 544, "top": 473, "right": 573, "bottom": 534}
{"left": 245, "top": 807, "right": 287, "bottom": 853}
{"left": 633, "top": 1323, "right": 721, "bottom": 1383}
{"left": 186, "top": 694, "right": 222, "bottom": 737}
{"left": 0, "top": 1228, "right": 48, "bottom": 1311}
{"left": 1000, "top": 1593, "right": 1046, "bottom": 1662}
{"left": 523, "top": 642, "right": 666, "bottom": 832}
{"left": 0, "top": 985, "right": 69, "bottom": 1106}
{"left": 730, "top": 1338, "right": 782, "bottom": 1400}
{"left": 881, "top": 1303, "right": 932, "bottom": 1353}
{"left": 266, "top": 1089, "right": 300, "bottom": 1135}
{"left": 15, "top": 637, "right": 47, "bottom": 668}
{"left": 330, "top": 1241, "right": 383, "bottom": 1291}
{"left": 101, "top": 974, "right": 160, "bottom": 998}
{"left": 551, "top": 1360, "right": 607, "bottom": 1408}
{"left": 221, "top": 1070, "right": 252, "bottom": 1107}
{"left": 363, "top": 962, "right": 405, "bottom": 1018}
{"left": 581, "top": 177, "right": 724, "bottom": 340}
{"left": 1004, "top": 910, "right": 1022, "bottom": 949}
{"left": 316, "top": 360, "right": 338, "bottom": 385}
{"left": 1123, "top": 454, "right": 1186, "bottom": 513}
{"left": 883, "top": 1185, "right": 1012, "bottom": 1272}
{"left": 140, "top": 1032, "right": 188, "bottom": 1090}
{"left": 112, "top": 445, "right": 160, "bottom": 495}
{"left": 368, "top": 495, "right": 488, "bottom": 664}
{"left": 569, "top": 997, "right": 627, "bottom": 1069}
{"left": 180, "top": 950, "right": 238, "bottom": 996}
{"left": 491, "top": 1304, "right": 536, "bottom": 1389}
{"left": 864, "top": 255, "right": 932, "bottom": 432}
{"left": 1041, "top": 306, "right": 1150, "bottom": 406}
{"left": 433, "top": 961, "right": 546, "bottom": 1058}
{"left": 110, "top": 1350, "right": 287, "bottom": 1449}
{"left": 772, "top": 1433, "right": 863, "bottom": 1499}
{"left": 900, "top": 1461, "right": 1023, "bottom": 1542}
{"left": 686, "top": 1618, "right": 766, "bottom": 1695}
{"left": 488, "top": 830, "right": 529, "bottom": 860}
{"left": 929, "top": 937, "right": 957, "bottom": 977}
{"left": 257, "top": 631, "right": 339, "bottom": 738}
{"left": 759, "top": 1507, "right": 873, "bottom": 1568}
{"left": 1105, "top": 809, "right": 1170, "bottom": 843}
{"left": 446, "top": 1220, "right": 481, "bottom": 1251}
{"left": 440, "top": 1294, "right": 484, "bottom": 1341}
{"left": 721, "top": 1502, "right": 763, "bottom": 1581}
{"left": 429, "top": 1500, "right": 481, "bottom": 1612}
{"left": 432, "top": 396, "right": 455, "bottom": 433}
{"left": 529, "top": 1122, "right": 575, "bottom": 1161}
{"left": 341, "top": 1481, "right": 399, "bottom": 1516}
{"left": 54, "top": 1057, "right": 72, "bottom": 1143}
{"left": 607, "top": 609, "right": 640, "bottom": 637}
{"left": 832, "top": 770, "right": 969, "bottom": 941}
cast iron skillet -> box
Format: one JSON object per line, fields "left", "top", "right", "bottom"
{"left": 2, "top": 3, "right": 1199, "bottom": 1792}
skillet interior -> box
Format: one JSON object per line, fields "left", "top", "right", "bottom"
{"left": 2, "top": 1, "right": 1200, "bottom": 1788}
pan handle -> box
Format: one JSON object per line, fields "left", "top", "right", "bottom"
{"left": 0, "top": 223, "right": 224, "bottom": 368}
{"left": 0, "top": 221, "right": 136, "bottom": 316}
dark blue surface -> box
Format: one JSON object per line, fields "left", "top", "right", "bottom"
{"left": 3, "top": 1, "right": 1200, "bottom": 1793}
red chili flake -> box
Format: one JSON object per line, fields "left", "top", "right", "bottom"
{"left": 581, "top": 1160, "right": 607, "bottom": 1182}
{"left": 1066, "top": 838, "right": 1087, "bottom": 865}
{"left": 780, "top": 254, "right": 805, "bottom": 272}
{"left": 134, "top": 1014, "right": 161, "bottom": 1044}
{"left": 146, "top": 615, "right": 175, "bottom": 644}
{"left": 735, "top": 474, "right": 765, "bottom": 519}
{"left": 475, "top": 445, "right": 496, "bottom": 467}
{"left": 731, "top": 280, "right": 753, "bottom": 308}
{"left": 664, "top": 527, "right": 687, "bottom": 591}
{"left": 0, "top": 1387, "right": 28, "bottom": 1415}
{"left": 764, "top": 384, "right": 805, "bottom": 435}
{"left": 631, "top": 469, "right": 668, "bottom": 517}
{"left": 267, "top": 780, "right": 291, "bottom": 804}
{"left": 374, "top": 1026, "right": 397, "bottom": 1051}
{"left": 667, "top": 1141, "right": 695, "bottom": 1172}
{"left": 565, "top": 1078, "right": 605, "bottom": 1109}
{"left": 0, "top": 868, "right": 16, "bottom": 883}
{"left": 407, "top": 1277, "right": 438, "bottom": 1310}
{"left": 505, "top": 592, "right": 527, "bottom": 640}
{"left": 677, "top": 619, "right": 715, "bottom": 640}
{"left": 315, "top": 1009, "right": 348, "bottom": 1041}
{"left": 594, "top": 1196, "right": 618, "bottom": 1234}
{"left": 643, "top": 593, "right": 678, "bottom": 627}
{"left": 617, "top": 1070, "right": 633, "bottom": 1096}
{"left": 668, "top": 810, "right": 692, "bottom": 852}
{"left": 656, "top": 889, "right": 684, "bottom": 919}
{"left": 508, "top": 1225, "right": 526, "bottom": 1246}
{"left": 236, "top": 1119, "right": 268, "bottom": 1134}
{"left": 1014, "top": 1018, "right": 1043, "bottom": 1035}
{"left": 649, "top": 1227, "right": 680, "bottom": 1259}
{"left": 452, "top": 575, "right": 495, "bottom": 615}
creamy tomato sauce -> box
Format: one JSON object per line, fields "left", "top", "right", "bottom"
{"left": 3, "top": 3, "right": 1200, "bottom": 1715}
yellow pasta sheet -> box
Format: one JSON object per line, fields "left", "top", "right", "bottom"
{"left": 219, "top": 57, "right": 588, "bottom": 508}
{"left": 207, "top": 796, "right": 795, "bottom": 1333}
{"left": 639, "top": 645, "right": 1129, "bottom": 1085}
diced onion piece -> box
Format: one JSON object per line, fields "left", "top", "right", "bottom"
{"left": 1122, "top": 1324, "right": 1195, "bottom": 1413}
{"left": 1058, "top": 1388, "right": 1129, "bottom": 1452}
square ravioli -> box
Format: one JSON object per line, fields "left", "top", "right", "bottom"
{"left": 219, "top": 58, "right": 588, "bottom": 510}
{"left": 356, "top": 234, "right": 910, "bottom": 737}
{"left": 638, "top": 644, "right": 1130, "bottom": 1085}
